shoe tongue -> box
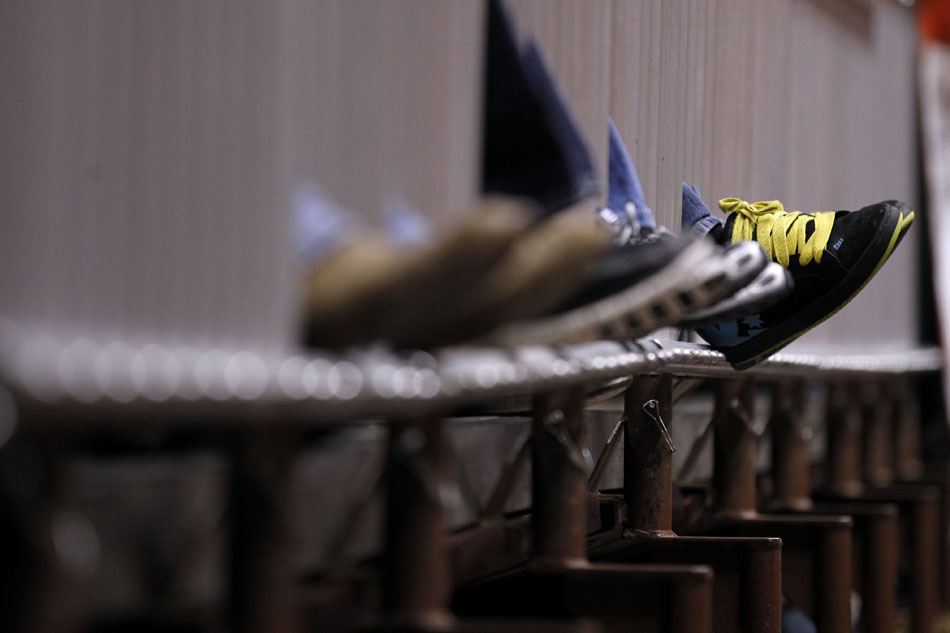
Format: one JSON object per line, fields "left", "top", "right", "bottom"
{"left": 801, "top": 220, "right": 815, "bottom": 242}
{"left": 796, "top": 211, "right": 844, "bottom": 251}
{"left": 826, "top": 210, "right": 849, "bottom": 248}
{"left": 716, "top": 213, "right": 737, "bottom": 245}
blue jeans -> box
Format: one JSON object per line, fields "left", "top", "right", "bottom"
{"left": 482, "top": 0, "right": 599, "bottom": 215}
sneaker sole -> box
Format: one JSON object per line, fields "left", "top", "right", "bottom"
{"left": 722, "top": 204, "right": 909, "bottom": 370}
{"left": 721, "top": 240, "right": 770, "bottom": 293}
{"left": 487, "top": 238, "right": 735, "bottom": 345}
{"left": 680, "top": 263, "right": 793, "bottom": 328}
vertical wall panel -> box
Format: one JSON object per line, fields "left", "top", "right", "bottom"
{"left": 283, "top": 0, "right": 483, "bottom": 228}
{"left": 642, "top": 1, "right": 662, "bottom": 218}
{"left": 609, "top": 1, "right": 647, "bottom": 218}
{"left": 0, "top": 0, "right": 484, "bottom": 350}
{"left": 0, "top": 1, "right": 296, "bottom": 350}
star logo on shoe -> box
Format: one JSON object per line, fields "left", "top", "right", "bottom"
{"left": 738, "top": 314, "right": 765, "bottom": 337}
{"left": 698, "top": 321, "right": 747, "bottom": 346}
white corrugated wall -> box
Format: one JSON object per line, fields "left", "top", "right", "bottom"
{"left": 0, "top": 0, "right": 921, "bottom": 350}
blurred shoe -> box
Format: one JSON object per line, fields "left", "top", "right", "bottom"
{"left": 485, "top": 233, "right": 759, "bottom": 345}
{"left": 598, "top": 177, "right": 770, "bottom": 297}
{"left": 678, "top": 182, "right": 793, "bottom": 329}
{"left": 405, "top": 203, "right": 616, "bottom": 348}
{"left": 303, "top": 196, "right": 535, "bottom": 349}
{"left": 679, "top": 262, "right": 793, "bottom": 329}
{"left": 696, "top": 198, "right": 915, "bottom": 369}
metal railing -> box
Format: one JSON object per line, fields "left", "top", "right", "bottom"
{"left": 0, "top": 321, "right": 940, "bottom": 428}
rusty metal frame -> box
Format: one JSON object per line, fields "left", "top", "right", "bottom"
{"left": 889, "top": 377, "right": 950, "bottom": 612}
{"left": 382, "top": 417, "right": 454, "bottom": 626}
{"left": 767, "top": 380, "right": 899, "bottom": 633}
{"left": 0, "top": 326, "right": 942, "bottom": 633}
{"left": 816, "top": 380, "right": 942, "bottom": 633}
{"left": 581, "top": 375, "right": 783, "bottom": 633}
{"left": 228, "top": 428, "right": 302, "bottom": 633}
{"left": 623, "top": 375, "right": 677, "bottom": 537}
{"left": 703, "top": 379, "right": 855, "bottom": 633}
{"left": 453, "top": 387, "right": 717, "bottom": 633}
{"left": 1, "top": 438, "right": 86, "bottom": 633}
{"left": 769, "top": 381, "right": 812, "bottom": 512}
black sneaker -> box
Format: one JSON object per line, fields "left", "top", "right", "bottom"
{"left": 696, "top": 198, "right": 915, "bottom": 369}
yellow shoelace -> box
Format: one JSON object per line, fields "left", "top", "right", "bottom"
{"left": 719, "top": 198, "right": 836, "bottom": 267}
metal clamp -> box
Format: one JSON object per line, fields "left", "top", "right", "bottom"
{"left": 643, "top": 399, "right": 676, "bottom": 453}
{"left": 588, "top": 415, "right": 625, "bottom": 491}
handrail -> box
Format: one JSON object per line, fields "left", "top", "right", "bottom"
{"left": 0, "top": 321, "right": 941, "bottom": 427}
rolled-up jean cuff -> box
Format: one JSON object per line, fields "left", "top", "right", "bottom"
{"left": 689, "top": 215, "right": 723, "bottom": 237}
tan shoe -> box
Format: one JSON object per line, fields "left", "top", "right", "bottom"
{"left": 399, "top": 203, "right": 615, "bottom": 348}
{"left": 303, "top": 197, "right": 534, "bottom": 348}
